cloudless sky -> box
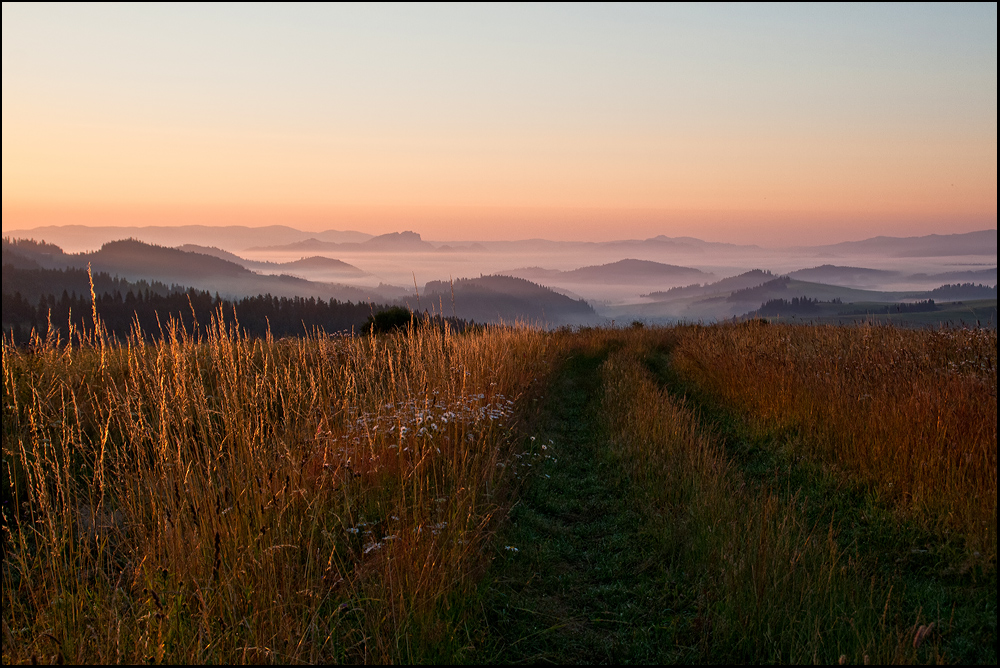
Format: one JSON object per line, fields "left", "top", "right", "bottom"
{"left": 2, "top": 3, "right": 996, "bottom": 244}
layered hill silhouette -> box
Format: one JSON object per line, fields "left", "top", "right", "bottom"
{"left": 1, "top": 225, "right": 372, "bottom": 253}
{"left": 7, "top": 224, "right": 995, "bottom": 260}
{"left": 177, "top": 244, "right": 366, "bottom": 276}
{"left": 406, "top": 275, "right": 598, "bottom": 326}
{"left": 784, "top": 265, "right": 997, "bottom": 289}
{"left": 788, "top": 265, "right": 899, "bottom": 287}
{"left": 4, "top": 239, "right": 604, "bottom": 328}
{"left": 508, "top": 259, "right": 709, "bottom": 285}
{"left": 5, "top": 228, "right": 995, "bottom": 327}
{"left": 249, "top": 231, "right": 435, "bottom": 253}
{"left": 907, "top": 268, "right": 997, "bottom": 284}
{"left": 809, "top": 229, "right": 996, "bottom": 257}
{"left": 3, "top": 238, "right": 378, "bottom": 302}
{"left": 643, "top": 269, "right": 781, "bottom": 300}
{"left": 618, "top": 267, "right": 997, "bottom": 323}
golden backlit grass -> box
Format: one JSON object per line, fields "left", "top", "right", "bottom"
{"left": 593, "top": 331, "right": 915, "bottom": 664}
{"left": 3, "top": 317, "right": 994, "bottom": 664}
{"left": 669, "top": 322, "right": 997, "bottom": 560}
{"left": 2, "top": 315, "right": 550, "bottom": 664}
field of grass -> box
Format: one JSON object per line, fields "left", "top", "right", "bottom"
{"left": 669, "top": 322, "right": 996, "bottom": 559}
{"left": 3, "top": 315, "right": 995, "bottom": 663}
{"left": 2, "top": 315, "right": 552, "bottom": 663}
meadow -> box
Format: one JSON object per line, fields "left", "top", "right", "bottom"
{"left": 2, "top": 315, "right": 995, "bottom": 664}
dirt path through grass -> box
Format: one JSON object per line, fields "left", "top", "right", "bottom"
{"left": 643, "top": 346, "right": 997, "bottom": 665}
{"left": 479, "top": 336, "right": 994, "bottom": 664}
{"left": 479, "top": 350, "right": 682, "bottom": 664}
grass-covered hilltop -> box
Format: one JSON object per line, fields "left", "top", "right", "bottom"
{"left": 2, "top": 315, "right": 995, "bottom": 664}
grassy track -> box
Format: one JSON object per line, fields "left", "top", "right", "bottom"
{"left": 644, "top": 345, "right": 997, "bottom": 665}
{"left": 5, "top": 323, "right": 993, "bottom": 663}
{"left": 481, "top": 330, "right": 995, "bottom": 663}
{"left": 480, "top": 350, "right": 683, "bottom": 664}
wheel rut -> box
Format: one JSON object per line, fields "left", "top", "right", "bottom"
{"left": 482, "top": 352, "right": 678, "bottom": 664}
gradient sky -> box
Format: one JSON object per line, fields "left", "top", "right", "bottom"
{"left": 2, "top": 3, "right": 996, "bottom": 245}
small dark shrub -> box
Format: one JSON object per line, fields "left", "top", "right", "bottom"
{"left": 365, "top": 306, "right": 413, "bottom": 334}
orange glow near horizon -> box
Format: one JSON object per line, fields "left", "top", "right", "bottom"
{"left": 3, "top": 114, "right": 995, "bottom": 245}
{"left": 3, "top": 4, "right": 996, "bottom": 246}
{"left": 3, "top": 201, "right": 996, "bottom": 247}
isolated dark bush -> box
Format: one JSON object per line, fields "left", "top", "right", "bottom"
{"left": 365, "top": 306, "right": 414, "bottom": 333}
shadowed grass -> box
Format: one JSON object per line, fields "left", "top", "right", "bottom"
{"left": 484, "top": 325, "right": 993, "bottom": 663}
{"left": 644, "top": 328, "right": 997, "bottom": 664}
{"left": 480, "top": 347, "right": 686, "bottom": 664}
{"left": 669, "top": 322, "right": 996, "bottom": 560}
{"left": 598, "top": 337, "right": 915, "bottom": 664}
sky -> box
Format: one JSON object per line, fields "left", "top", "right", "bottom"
{"left": 2, "top": 3, "right": 996, "bottom": 245}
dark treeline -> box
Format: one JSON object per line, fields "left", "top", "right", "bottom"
{"left": 2, "top": 288, "right": 386, "bottom": 344}
{"left": 924, "top": 283, "right": 997, "bottom": 300}
{"left": 2, "top": 263, "right": 180, "bottom": 303}
{"left": 756, "top": 297, "right": 940, "bottom": 317}
{"left": 838, "top": 300, "right": 939, "bottom": 316}
{"left": 727, "top": 276, "right": 791, "bottom": 302}
{"left": 757, "top": 296, "right": 825, "bottom": 315}
{"left": 641, "top": 283, "right": 704, "bottom": 299}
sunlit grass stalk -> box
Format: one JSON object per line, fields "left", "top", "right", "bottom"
{"left": 2, "top": 310, "right": 550, "bottom": 663}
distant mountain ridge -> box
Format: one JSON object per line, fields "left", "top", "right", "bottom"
{"left": 3, "top": 238, "right": 379, "bottom": 302}
{"left": 248, "top": 231, "right": 435, "bottom": 253}
{"left": 3, "top": 239, "right": 603, "bottom": 327}
{"left": 2, "top": 224, "right": 372, "bottom": 253}
{"left": 809, "top": 229, "right": 996, "bottom": 257}
{"left": 618, "top": 265, "right": 996, "bottom": 324}
{"left": 8, "top": 224, "right": 994, "bottom": 256}
{"left": 177, "top": 244, "right": 365, "bottom": 276}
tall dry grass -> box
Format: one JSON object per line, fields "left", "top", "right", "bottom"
{"left": 597, "top": 335, "right": 916, "bottom": 663}
{"left": 669, "top": 322, "right": 997, "bottom": 559}
{"left": 2, "top": 313, "right": 550, "bottom": 663}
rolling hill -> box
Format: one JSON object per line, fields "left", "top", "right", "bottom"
{"left": 508, "top": 259, "right": 709, "bottom": 285}
{"left": 177, "top": 244, "right": 366, "bottom": 276}
{"left": 409, "top": 275, "right": 599, "bottom": 326}
{"left": 788, "top": 265, "right": 900, "bottom": 287}
{"left": 810, "top": 229, "right": 996, "bottom": 257}
{"left": 3, "top": 238, "right": 380, "bottom": 302}
{"left": 248, "top": 230, "right": 435, "bottom": 253}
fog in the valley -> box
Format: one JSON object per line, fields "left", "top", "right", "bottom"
{"left": 237, "top": 231, "right": 999, "bottom": 323}
{"left": 244, "top": 244, "right": 994, "bottom": 295}
{"left": 4, "top": 226, "right": 996, "bottom": 326}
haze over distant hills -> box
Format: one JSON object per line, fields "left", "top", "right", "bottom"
{"left": 248, "top": 231, "right": 436, "bottom": 253}
{"left": 506, "top": 259, "right": 710, "bottom": 284}
{"left": 3, "top": 227, "right": 996, "bottom": 327}
{"left": 2, "top": 225, "right": 374, "bottom": 254}
{"left": 2, "top": 238, "right": 380, "bottom": 303}
{"left": 610, "top": 267, "right": 997, "bottom": 323}
{"left": 408, "top": 275, "right": 599, "bottom": 326}
{"left": 2, "top": 239, "right": 601, "bottom": 326}
{"left": 10, "top": 225, "right": 994, "bottom": 258}
{"left": 787, "top": 265, "right": 901, "bottom": 288}
{"left": 806, "top": 229, "right": 996, "bottom": 257}
{"left": 177, "top": 244, "right": 366, "bottom": 277}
